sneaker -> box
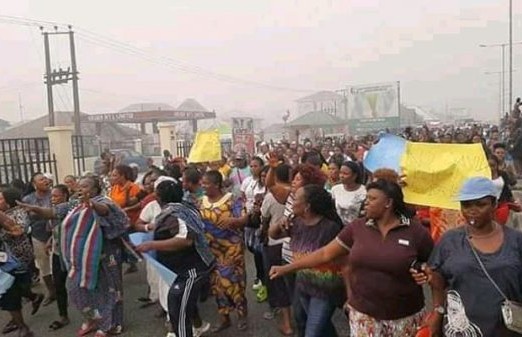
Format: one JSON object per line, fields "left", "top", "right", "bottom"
{"left": 166, "top": 333, "right": 177, "bottom": 337}
{"left": 192, "top": 321, "right": 210, "bottom": 337}
{"left": 256, "top": 285, "right": 268, "bottom": 303}
{"left": 252, "top": 279, "right": 262, "bottom": 291}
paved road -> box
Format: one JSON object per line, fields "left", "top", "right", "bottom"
{"left": 0, "top": 254, "right": 351, "bottom": 337}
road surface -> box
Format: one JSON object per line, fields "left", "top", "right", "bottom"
{"left": 0, "top": 254, "right": 351, "bottom": 337}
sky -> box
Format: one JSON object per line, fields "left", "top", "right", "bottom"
{"left": 1, "top": 0, "right": 522, "bottom": 125}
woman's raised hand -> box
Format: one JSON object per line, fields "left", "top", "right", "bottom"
{"left": 268, "top": 151, "right": 280, "bottom": 168}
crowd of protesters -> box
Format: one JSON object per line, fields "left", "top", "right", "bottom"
{"left": 1, "top": 104, "right": 522, "bottom": 337}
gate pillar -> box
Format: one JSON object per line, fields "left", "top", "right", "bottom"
{"left": 45, "top": 125, "right": 74, "bottom": 182}
{"left": 157, "top": 122, "right": 177, "bottom": 157}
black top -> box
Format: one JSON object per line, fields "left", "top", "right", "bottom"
{"left": 154, "top": 212, "right": 208, "bottom": 275}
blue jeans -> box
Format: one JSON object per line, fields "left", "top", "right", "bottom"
{"left": 294, "top": 290, "right": 338, "bottom": 337}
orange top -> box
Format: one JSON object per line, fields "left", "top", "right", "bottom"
{"left": 429, "top": 207, "right": 465, "bottom": 242}
{"left": 109, "top": 182, "right": 142, "bottom": 225}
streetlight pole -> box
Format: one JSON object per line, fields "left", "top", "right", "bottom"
{"left": 485, "top": 69, "right": 518, "bottom": 121}
{"left": 509, "top": 0, "right": 513, "bottom": 114}
{"left": 480, "top": 41, "right": 522, "bottom": 115}
{"left": 485, "top": 71, "right": 504, "bottom": 119}
{"left": 502, "top": 44, "right": 506, "bottom": 113}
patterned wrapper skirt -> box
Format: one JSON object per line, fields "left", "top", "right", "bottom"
{"left": 349, "top": 306, "right": 426, "bottom": 337}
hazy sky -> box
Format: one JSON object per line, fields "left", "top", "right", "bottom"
{"left": 1, "top": 0, "right": 522, "bottom": 124}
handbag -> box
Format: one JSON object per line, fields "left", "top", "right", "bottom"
{"left": 467, "top": 236, "right": 522, "bottom": 333}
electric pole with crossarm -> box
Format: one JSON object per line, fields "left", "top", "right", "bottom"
{"left": 41, "top": 25, "right": 82, "bottom": 135}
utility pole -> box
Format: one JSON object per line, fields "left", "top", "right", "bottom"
{"left": 484, "top": 71, "right": 504, "bottom": 119}
{"left": 509, "top": 0, "right": 513, "bottom": 112}
{"left": 41, "top": 26, "right": 82, "bottom": 134}
{"left": 479, "top": 41, "right": 522, "bottom": 115}
{"left": 43, "top": 31, "right": 55, "bottom": 126}
{"left": 502, "top": 44, "right": 506, "bottom": 113}
{"left": 69, "top": 27, "right": 81, "bottom": 135}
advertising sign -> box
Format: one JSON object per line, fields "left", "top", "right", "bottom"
{"left": 348, "top": 81, "right": 400, "bottom": 134}
{"left": 232, "top": 117, "right": 255, "bottom": 153}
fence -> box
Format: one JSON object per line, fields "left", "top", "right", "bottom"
{"left": 98, "top": 137, "right": 160, "bottom": 157}
{"left": 175, "top": 139, "right": 233, "bottom": 158}
{"left": 0, "top": 138, "right": 57, "bottom": 186}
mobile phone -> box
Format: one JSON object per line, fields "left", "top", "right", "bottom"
{"left": 410, "top": 259, "right": 424, "bottom": 273}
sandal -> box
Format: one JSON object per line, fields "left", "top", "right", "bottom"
{"left": 2, "top": 320, "right": 18, "bottom": 334}
{"left": 93, "top": 330, "right": 108, "bottom": 337}
{"left": 107, "top": 325, "right": 123, "bottom": 335}
{"left": 210, "top": 321, "right": 231, "bottom": 333}
{"left": 49, "top": 318, "right": 70, "bottom": 331}
{"left": 31, "top": 293, "right": 44, "bottom": 315}
{"left": 77, "top": 321, "right": 97, "bottom": 337}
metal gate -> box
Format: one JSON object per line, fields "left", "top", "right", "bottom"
{"left": 72, "top": 135, "right": 86, "bottom": 176}
{"left": 0, "top": 138, "right": 57, "bottom": 186}
{"left": 175, "top": 139, "right": 233, "bottom": 159}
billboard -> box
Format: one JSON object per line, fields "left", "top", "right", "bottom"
{"left": 232, "top": 117, "right": 255, "bottom": 153}
{"left": 348, "top": 81, "right": 400, "bottom": 134}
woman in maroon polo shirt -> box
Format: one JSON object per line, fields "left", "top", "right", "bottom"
{"left": 270, "top": 179, "right": 434, "bottom": 336}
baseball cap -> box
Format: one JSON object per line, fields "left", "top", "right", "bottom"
{"left": 456, "top": 177, "right": 497, "bottom": 201}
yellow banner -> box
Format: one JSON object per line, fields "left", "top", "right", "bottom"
{"left": 401, "top": 143, "right": 491, "bottom": 210}
{"left": 187, "top": 130, "right": 221, "bottom": 163}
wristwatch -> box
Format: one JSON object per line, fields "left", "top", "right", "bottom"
{"left": 434, "top": 305, "right": 446, "bottom": 315}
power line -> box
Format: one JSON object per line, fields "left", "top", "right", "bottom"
{"left": 57, "top": 84, "right": 74, "bottom": 111}
{"left": 54, "top": 84, "right": 69, "bottom": 112}
{"left": 75, "top": 32, "right": 314, "bottom": 92}
{"left": 0, "top": 14, "right": 316, "bottom": 93}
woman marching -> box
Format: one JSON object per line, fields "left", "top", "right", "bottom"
{"left": 412, "top": 177, "right": 522, "bottom": 337}
{"left": 19, "top": 176, "right": 129, "bottom": 337}
{"left": 136, "top": 179, "right": 215, "bottom": 337}
{"left": 269, "top": 184, "right": 345, "bottom": 337}
{"left": 200, "top": 170, "right": 249, "bottom": 332}
{"left": 271, "top": 179, "right": 434, "bottom": 337}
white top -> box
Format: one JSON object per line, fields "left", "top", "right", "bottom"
{"left": 331, "top": 184, "right": 367, "bottom": 225}
{"left": 240, "top": 176, "right": 266, "bottom": 213}
{"left": 261, "top": 192, "right": 286, "bottom": 246}
{"left": 492, "top": 176, "right": 505, "bottom": 199}
{"left": 139, "top": 200, "right": 162, "bottom": 224}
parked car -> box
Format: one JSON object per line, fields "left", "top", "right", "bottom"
{"left": 94, "top": 149, "right": 152, "bottom": 175}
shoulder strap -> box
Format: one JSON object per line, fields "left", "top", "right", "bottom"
{"left": 467, "top": 235, "right": 509, "bottom": 301}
